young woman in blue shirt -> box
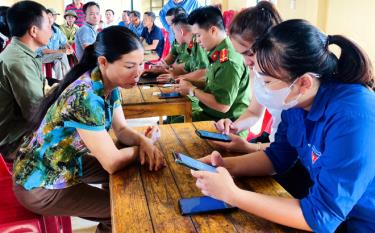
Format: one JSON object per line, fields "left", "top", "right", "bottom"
{"left": 191, "top": 19, "right": 375, "bottom": 233}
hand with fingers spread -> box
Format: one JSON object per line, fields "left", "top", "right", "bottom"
{"left": 209, "top": 134, "right": 253, "bottom": 153}
{"left": 139, "top": 137, "right": 165, "bottom": 171}
{"left": 214, "top": 119, "right": 239, "bottom": 135}
{"left": 191, "top": 166, "right": 238, "bottom": 203}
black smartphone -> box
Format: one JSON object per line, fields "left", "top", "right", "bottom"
{"left": 159, "top": 92, "right": 181, "bottom": 99}
{"left": 173, "top": 152, "right": 217, "bottom": 172}
{"left": 138, "top": 72, "right": 159, "bottom": 85}
{"left": 195, "top": 130, "right": 232, "bottom": 142}
{"left": 179, "top": 196, "right": 237, "bottom": 216}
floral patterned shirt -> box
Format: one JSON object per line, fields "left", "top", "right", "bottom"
{"left": 13, "top": 67, "right": 122, "bottom": 190}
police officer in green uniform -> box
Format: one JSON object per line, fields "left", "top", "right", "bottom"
{"left": 159, "top": 14, "right": 210, "bottom": 123}
{"left": 169, "top": 40, "right": 190, "bottom": 64}
{"left": 173, "top": 6, "right": 250, "bottom": 123}
{"left": 158, "top": 14, "right": 209, "bottom": 82}
{"left": 158, "top": 7, "right": 189, "bottom": 66}
{"left": 172, "top": 14, "right": 209, "bottom": 75}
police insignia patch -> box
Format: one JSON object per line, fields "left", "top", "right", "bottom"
{"left": 188, "top": 40, "right": 194, "bottom": 50}
{"left": 211, "top": 51, "right": 219, "bottom": 62}
{"left": 220, "top": 49, "right": 229, "bottom": 63}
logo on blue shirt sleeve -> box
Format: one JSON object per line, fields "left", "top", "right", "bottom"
{"left": 311, "top": 145, "right": 322, "bottom": 164}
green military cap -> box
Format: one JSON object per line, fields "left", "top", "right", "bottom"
{"left": 47, "top": 8, "right": 60, "bottom": 15}
{"left": 64, "top": 10, "right": 78, "bottom": 19}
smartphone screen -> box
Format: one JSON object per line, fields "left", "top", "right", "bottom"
{"left": 159, "top": 92, "right": 180, "bottom": 98}
{"left": 196, "top": 130, "right": 232, "bottom": 142}
{"left": 173, "top": 152, "right": 217, "bottom": 172}
{"left": 179, "top": 196, "right": 235, "bottom": 215}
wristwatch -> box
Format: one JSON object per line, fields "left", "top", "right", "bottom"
{"left": 189, "top": 86, "right": 198, "bottom": 97}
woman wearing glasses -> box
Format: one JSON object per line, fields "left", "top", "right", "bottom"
{"left": 213, "top": 2, "right": 283, "bottom": 153}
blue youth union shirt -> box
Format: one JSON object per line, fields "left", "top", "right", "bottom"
{"left": 265, "top": 81, "right": 375, "bottom": 233}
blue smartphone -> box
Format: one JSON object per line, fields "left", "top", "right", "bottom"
{"left": 159, "top": 92, "right": 181, "bottom": 98}
{"left": 179, "top": 196, "right": 236, "bottom": 215}
{"left": 173, "top": 152, "right": 217, "bottom": 173}
{"left": 195, "top": 130, "right": 232, "bottom": 142}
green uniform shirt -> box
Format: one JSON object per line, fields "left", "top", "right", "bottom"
{"left": 60, "top": 23, "right": 79, "bottom": 45}
{"left": 0, "top": 38, "right": 45, "bottom": 149}
{"left": 170, "top": 40, "right": 190, "bottom": 64}
{"left": 200, "top": 37, "right": 250, "bottom": 120}
{"left": 184, "top": 35, "right": 209, "bottom": 73}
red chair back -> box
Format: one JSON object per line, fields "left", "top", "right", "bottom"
{"left": 247, "top": 109, "right": 273, "bottom": 141}
{"left": 223, "top": 10, "right": 237, "bottom": 33}
{"left": 0, "top": 156, "right": 40, "bottom": 225}
{"left": 161, "top": 29, "right": 170, "bottom": 59}
{"left": 0, "top": 156, "right": 72, "bottom": 233}
{"left": 42, "top": 63, "right": 54, "bottom": 80}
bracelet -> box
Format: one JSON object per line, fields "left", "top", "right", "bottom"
{"left": 257, "top": 142, "right": 262, "bottom": 151}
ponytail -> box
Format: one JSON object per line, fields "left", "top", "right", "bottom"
{"left": 27, "top": 44, "right": 98, "bottom": 134}
{"left": 229, "top": 1, "right": 282, "bottom": 42}
{"left": 328, "top": 35, "right": 374, "bottom": 89}
{"left": 254, "top": 19, "right": 374, "bottom": 90}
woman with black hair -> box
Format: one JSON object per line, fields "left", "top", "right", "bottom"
{"left": 213, "top": 1, "right": 283, "bottom": 153}
{"left": 12, "top": 26, "right": 164, "bottom": 233}
{"left": 191, "top": 19, "right": 375, "bottom": 233}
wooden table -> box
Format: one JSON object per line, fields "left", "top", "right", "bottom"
{"left": 121, "top": 85, "right": 192, "bottom": 122}
{"left": 110, "top": 122, "right": 306, "bottom": 233}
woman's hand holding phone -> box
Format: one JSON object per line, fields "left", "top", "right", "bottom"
{"left": 198, "top": 151, "right": 225, "bottom": 167}
{"left": 208, "top": 134, "right": 253, "bottom": 153}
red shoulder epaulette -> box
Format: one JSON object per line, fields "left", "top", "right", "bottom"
{"left": 188, "top": 40, "right": 194, "bottom": 50}
{"left": 211, "top": 51, "right": 220, "bottom": 62}
{"left": 219, "top": 49, "right": 229, "bottom": 63}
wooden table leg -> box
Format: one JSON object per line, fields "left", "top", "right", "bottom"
{"left": 184, "top": 100, "right": 192, "bottom": 122}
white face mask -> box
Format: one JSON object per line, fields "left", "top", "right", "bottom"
{"left": 253, "top": 69, "right": 301, "bottom": 110}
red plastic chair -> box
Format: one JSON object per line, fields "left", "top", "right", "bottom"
{"left": 0, "top": 155, "right": 72, "bottom": 233}
{"left": 160, "top": 29, "right": 170, "bottom": 59}
{"left": 223, "top": 10, "right": 237, "bottom": 33}
{"left": 42, "top": 63, "right": 54, "bottom": 80}
{"left": 247, "top": 109, "right": 273, "bottom": 141}
{"left": 145, "top": 29, "right": 171, "bottom": 67}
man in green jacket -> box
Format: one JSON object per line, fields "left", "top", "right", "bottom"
{"left": 0, "top": 1, "right": 52, "bottom": 161}
{"left": 174, "top": 6, "right": 250, "bottom": 123}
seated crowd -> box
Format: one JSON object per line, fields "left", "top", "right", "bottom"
{"left": 0, "top": 1, "right": 374, "bottom": 233}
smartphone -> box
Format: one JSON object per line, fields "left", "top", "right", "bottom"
{"left": 159, "top": 92, "right": 181, "bottom": 98}
{"left": 173, "top": 152, "right": 217, "bottom": 172}
{"left": 179, "top": 196, "right": 236, "bottom": 216}
{"left": 195, "top": 130, "right": 232, "bottom": 142}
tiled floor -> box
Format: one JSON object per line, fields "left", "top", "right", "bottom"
{"left": 72, "top": 117, "right": 158, "bottom": 233}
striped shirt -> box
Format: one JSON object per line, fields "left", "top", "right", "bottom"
{"left": 65, "top": 3, "right": 85, "bottom": 27}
